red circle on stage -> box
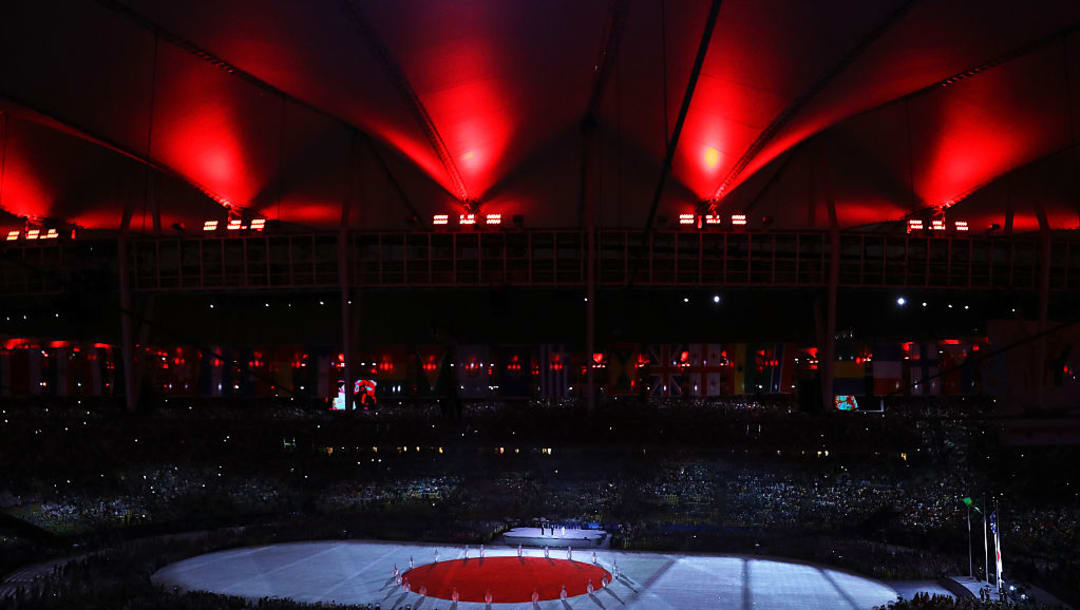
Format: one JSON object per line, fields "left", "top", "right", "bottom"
{"left": 402, "top": 556, "right": 610, "bottom": 603}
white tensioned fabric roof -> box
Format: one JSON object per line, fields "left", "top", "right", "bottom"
{"left": 1, "top": 0, "right": 1079, "bottom": 233}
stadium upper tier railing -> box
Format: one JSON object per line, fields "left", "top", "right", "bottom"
{"left": 1, "top": 229, "right": 1078, "bottom": 294}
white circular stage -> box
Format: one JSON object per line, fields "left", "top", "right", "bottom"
{"left": 153, "top": 539, "right": 903, "bottom": 609}
{"left": 498, "top": 526, "right": 608, "bottom": 547}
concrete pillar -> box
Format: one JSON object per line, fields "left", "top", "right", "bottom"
{"left": 1036, "top": 229, "right": 1051, "bottom": 410}
{"left": 117, "top": 235, "right": 137, "bottom": 413}
{"left": 581, "top": 122, "right": 600, "bottom": 412}
{"left": 586, "top": 221, "right": 596, "bottom": 412}
{"left": 338, "top": 228, "right": 353, "bottom": 411}
{"left": 821, "top": 225, "right": 840, "bottom": 412}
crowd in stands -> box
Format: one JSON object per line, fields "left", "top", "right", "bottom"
{"left": 0, "top": 394, "right": 1077, "bottom": 608}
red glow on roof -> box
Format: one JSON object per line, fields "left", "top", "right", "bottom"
{"left": 703, "top": 146, "right": 721, "bottom": 171}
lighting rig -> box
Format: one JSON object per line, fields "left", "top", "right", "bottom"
{"left": 4, "top": 219, "right": 68, "bottom": 242}
{"left": 203, "top": 209, "right": 266, "bottom": 234}
{"left": 905, "top": 204, "right": 969, "bottom": 235}
{"left": 432, "top": 200, "right": 509, "bottom": 231}
{"left": 676, "top": 200, "right": 754, "bottom": 230}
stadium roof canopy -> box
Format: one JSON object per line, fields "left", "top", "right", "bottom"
{"left": 2, "top": 0, "right": 1080, "bottom": 234}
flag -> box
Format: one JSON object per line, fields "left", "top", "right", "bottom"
{"left": 315, "top": 349, "right": 334, "bottom": 400}
{"left": 0, "top": 350, "right": 11, "bottom": 397}
{"left": 906, "top": 342, "right": 941, "bottom": 396}
{"left": 415, "top": 345, "right": 447, "bottom": 395}
{"left": 745, "top": 343, "right": 795, "bottom": 393}
{"left": 67, "top": 346, "right": 89, "bottom": 396}
{"left": 28, "top": 348, "right": 44, "bottom": 395}
{"left": 88, "top": 345, "right": 113, "bottom": 396}
{"left": 199, "top": 346, "right": 227, "bottom": 397}
{"left": 646, "top": 344, "right": 690, "bottom": 398}
{"left": 245, "top": 348, "right": 271, "bottom": 397}
{"left": 683, "top": 343, "right": 705, "bottom": 397}
{"left": 940, "top": 341, "right": 969, "bottom": 395}
{"left": 834, "top": 358, "right": 869, "bottom": 396}
{"left": 457, "top": 344, "right": 492, "bottom": 399}
{"left": 872, "top": 343, "right": 904, "bottom": 396}
{"left": 371, "top": 345, "right": 409, "bottom": 399}
{"left": 699, "top": 344, "right": 736, "bottom": 396}
{"left": 269, "top": 346, "right": 296, "bottom": 397}
{"left": 731, "top": 343, "right": 748, "bottom": 394}
{"left": 147, "top": 347, "right": 172, "bottom": 395}
{"left": 496, "top": 345, "right": 534, "bottom": 399}
{"left": 536, "top": 344, "right": 569, "bottom": 399}
{"left": 606, "top": 343, "right": 640, "bottom": 396}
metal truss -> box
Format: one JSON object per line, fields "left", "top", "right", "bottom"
{"left": 1, "top": 229, "right": 1078, "bottom": 294}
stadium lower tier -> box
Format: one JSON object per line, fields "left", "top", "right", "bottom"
{"left": 2, "top": 337, "right": 1008, "bottom": 404}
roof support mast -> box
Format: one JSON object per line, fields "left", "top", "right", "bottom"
{"left": 340, "top": 0, "right": 470, "bottom": 204}
{"left": 635, "top": 0, "right": 722, "bottom": 284}
{"left": 712, "top": 0, "right": 918, "bottom": 202}
{"left": 579, "top": 0, "right": 629, "bottom": 412}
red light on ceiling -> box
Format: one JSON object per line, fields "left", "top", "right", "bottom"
{"left": 249, "top": 218, "right": 266, "bottom": 231}
{"left": 704, "top": 214, "right": 722, "bottom": 225}
{"left": 704, "top": 146, "right": 720, "bottom": 170}
{"left": 907, "top": 219, "right": 923, "bottom": 232}
{"left": 5, "top": 230, "right": 18, "bottom": 241}
{"left": 43, "top": 228, "right": 58, "bottom": 239}
{"left": 930, "top": 219, "right": 946, "bottom": 231}
{"left": 679, "top": 213, "right": 696, "bottom": 225}
{"left": 25, "top": 229, "right": 39, "bottom": 240}
{"left": 731, "top": 214, "right": 747, "bottom": 226}
{"left": 459, "top": 214, "right": 476, "bottom": 225}
{"left": 954, "top": 220, "right": 968, "bottom": 231}
{"left": 485, "top": 213, "right": 502, "bottom": 225}
{"left": 433, "top": 214, "right": 449, "bottom": 225}
{"left": 203, "top": 220, "right": 219, "bottom": 231}
{"left": 227, "top": 219, "right": 242, "bottom": 231}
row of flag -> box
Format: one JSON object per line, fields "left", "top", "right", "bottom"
{"left": 0, "top": 344, "right": 116, "bottom": 397}
{"left": 835, "top": 339, "right": 989, "bottom": 397}
{"left": 0, "top": 338, "right": 991, "bottom": 402}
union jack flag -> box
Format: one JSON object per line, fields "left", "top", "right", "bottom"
{"left": 646, "top": 344, "right": 690, "bottom": 398}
